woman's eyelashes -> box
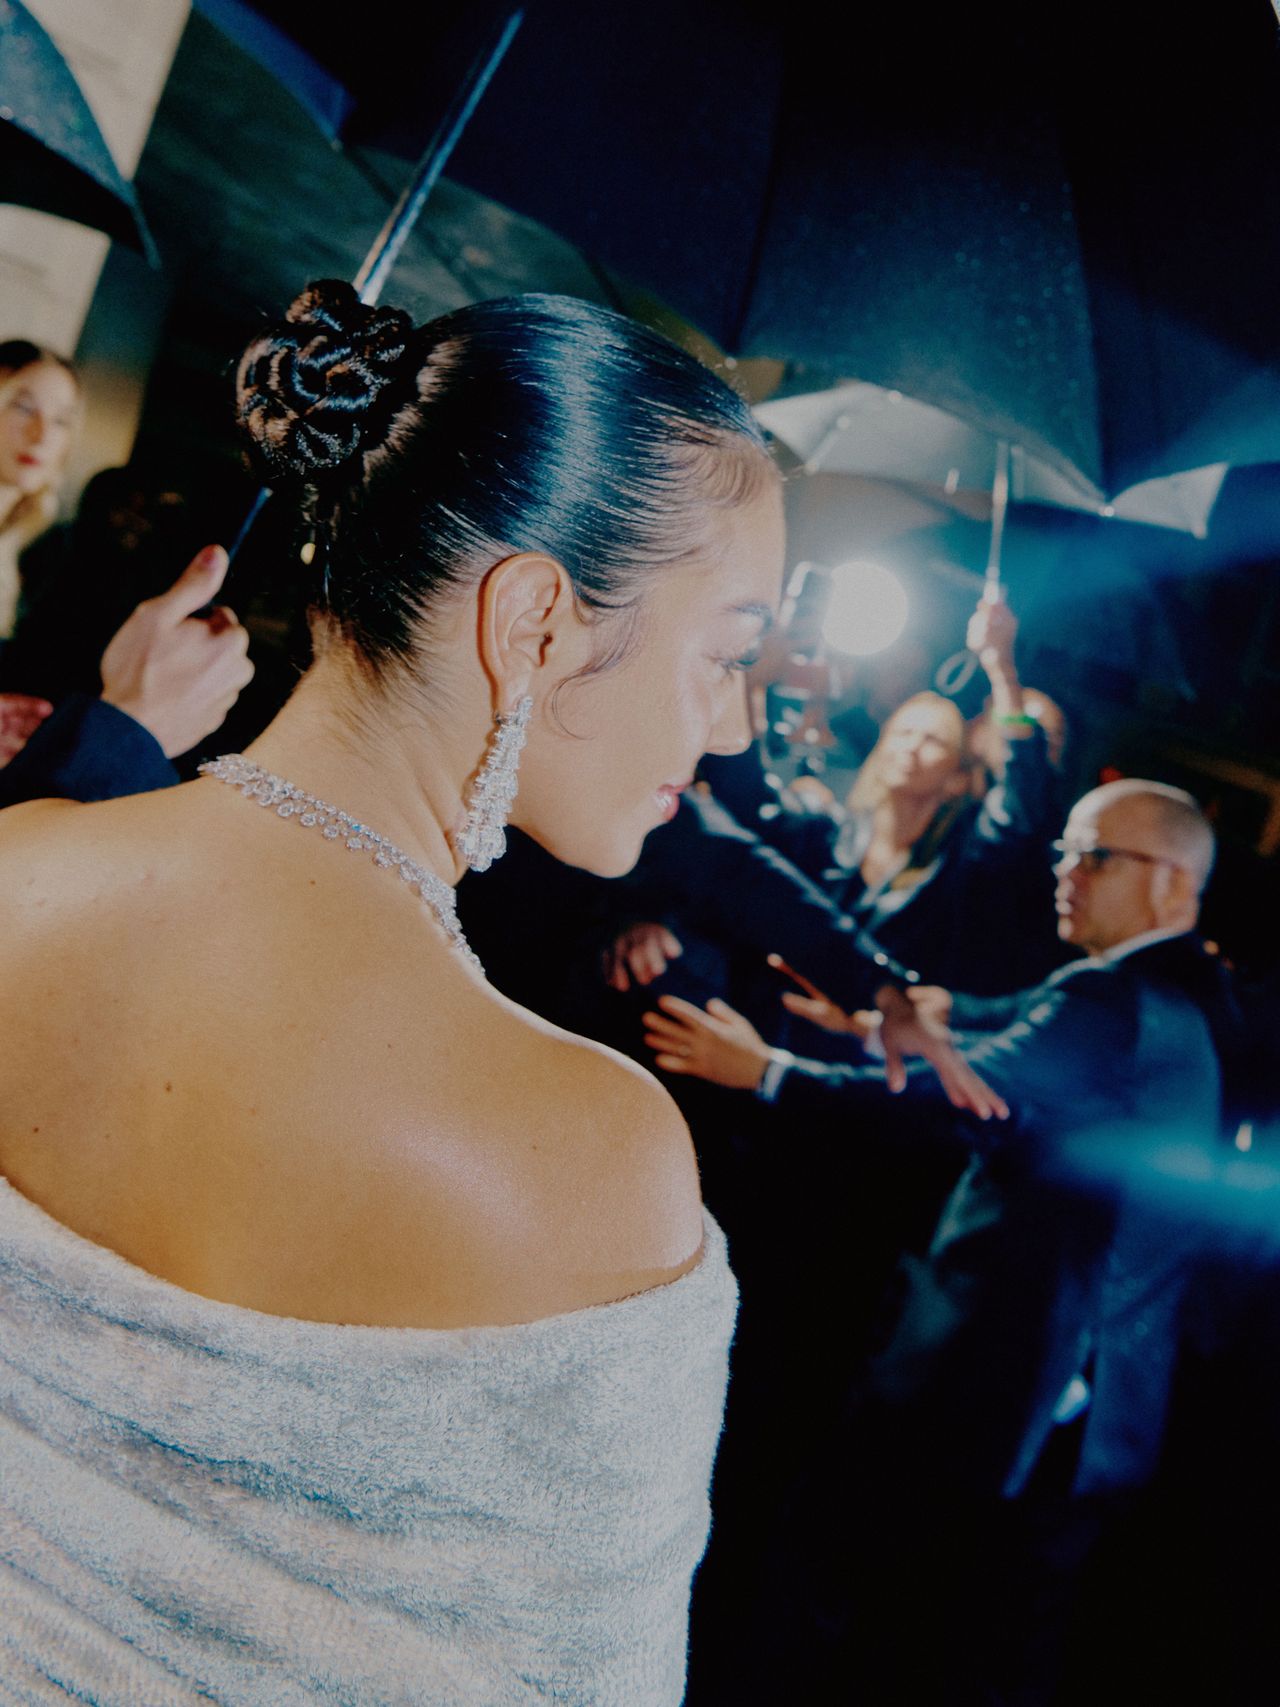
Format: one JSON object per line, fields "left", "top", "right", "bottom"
{"left": 715, "top": 651, "right": 761, "bottom": 677}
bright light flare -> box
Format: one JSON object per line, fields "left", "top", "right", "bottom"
{"left": 822, "top": 560, "right": 909, "bottom": 657}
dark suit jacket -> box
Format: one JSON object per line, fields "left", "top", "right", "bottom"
{"left": 460, "top": 786, "right": 918, "bottom": 1084}
{"left": 820, "top": 727, "right": 1069, "bottom": 994}
{"left": 605, "top": 784, "right": 919, "bottom": 1014}
{"left": 772, "top": 933, "right": 1226, "bottom": 1499}
{"left": 0, "top": 694, "right": 177, "bottom": 808}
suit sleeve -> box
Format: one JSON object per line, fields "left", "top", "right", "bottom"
{"left": 968, "top": 723, "right": 1056, "bottom": 855}
{"left": 772, "top": 965, "right": 1136, "bottom": 1153}
{"left": 0, "top": 693, "right": 178, "bottom": 807}
{"left": 610, "top": 787, "right": 912, "bottom": 1010}
{"left": 953, "top": 970, "right": 1134, "bottom": 1119}
{"left": 948, "top": 990, "right": 1030, "bottom": 1031}
{"left": 680, "top": 791, "right": 915, "bottom": 1008}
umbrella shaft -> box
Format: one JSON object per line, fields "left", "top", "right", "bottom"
{"left": 354, "top": 8, "right": 524, "bottom": 306}
{"left": 986, "top": 437, "right": 1010, "bottom": 583}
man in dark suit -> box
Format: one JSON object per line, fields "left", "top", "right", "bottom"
{"left": 644, "top": 778, "right": 1231, "bottom": 1700}
{"left": 645, "top": 777, "right": 1225, "bottom": 1484}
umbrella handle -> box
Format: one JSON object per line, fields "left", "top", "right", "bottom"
{"left": 935, "top": 441, "right": 1010, "bottom": 696}
{"left": 934, "top": 564, "right": 1005, "bottom": 696}
{"left": 987, "top": 438, "right": 1010, "bottom": 580}
{"left": 934, "top": 646, "right": 979, "bottom": 696}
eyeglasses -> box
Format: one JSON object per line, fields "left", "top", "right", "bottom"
{"left": 1051, "top": 840, "right": 1178, "bottom": 876}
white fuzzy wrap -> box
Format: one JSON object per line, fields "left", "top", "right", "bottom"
{"left": 0, "top": 1178, "right": 735, "bottom": 1704}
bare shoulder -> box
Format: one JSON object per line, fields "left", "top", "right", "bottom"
{"left": 0, "top": 793, "right": 165, "bottom": 936}
{"left": 0, "top": 796, "right": 78, "bottom": 854}
{"left": 480, "top": 995, "right": 706, "bottom": 1278}
{"left": 0, "top": 792, "right": 158, "bottom": 867}
{"left": 0, "top": 798, "right": 100, "bottom": 925}
{"left": 560, "top": 1029, "right": 700, "bottom": 1180}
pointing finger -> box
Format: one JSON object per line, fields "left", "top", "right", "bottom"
{"left": 152, "top": 545, "right": 229, "bottom": 624}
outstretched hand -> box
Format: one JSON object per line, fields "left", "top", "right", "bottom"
{"left": 642, "top": 993, "right": 771, "bottom": 1091}
{"left": 0, "top": 692, "right": 53, "bottom": 767}
{"left": 767, "top": 952, "right": 877, "bottom": 1038}
{"left": 604, "top": 922, "right": 684, "bottom": 991}
{"left": 906, "top": 984, "right": 953, "bottom": 1029}
{"left": 100, "top": 545, "right": 254, "bottom": 757}
{"left": 877, "top": 986, "right": 1009, "bottom": 1121}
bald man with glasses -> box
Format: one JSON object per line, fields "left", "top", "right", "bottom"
{"left": 645, "top": 778, "right": 1240, "bottom": 1698}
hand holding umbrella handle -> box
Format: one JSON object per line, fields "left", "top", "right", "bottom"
{"left": 935, "top": 438, "right": 1010, "bottom": 696}
{"left": 935, "top": 568, "right": 1005, "bottom": 695}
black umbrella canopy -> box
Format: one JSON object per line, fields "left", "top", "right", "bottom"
{"left": 188, "top": 0, "right": 1280, "bottom": 494}
{"left": 0, "top": 0, "right": 156, "bottom": 259}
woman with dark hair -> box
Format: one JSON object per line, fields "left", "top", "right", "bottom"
{"left": 0, "top": 282, "right": 782, "bottom": 1701}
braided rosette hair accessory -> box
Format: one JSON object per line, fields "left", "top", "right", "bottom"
{"left": 454, "top": 695, "right": 534, "bottom": 872}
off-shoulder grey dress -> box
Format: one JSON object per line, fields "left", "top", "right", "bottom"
{"left": 0, "top": 1177, "right": 736, "bottom": 1705}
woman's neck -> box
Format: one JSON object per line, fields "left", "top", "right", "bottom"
{"left": 238, "top": 653, "right": 477, "bottom": 887}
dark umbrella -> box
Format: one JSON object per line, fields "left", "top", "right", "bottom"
{"left": 198, "top": 0, "right": 1280, "bottom": 502}
{"left": 0, "top": 0, "right": 156, "bottom": 260}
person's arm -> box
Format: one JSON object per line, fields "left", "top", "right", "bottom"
{"left": 971, "top": 721, "right": 1054, "bottom": 848}
{"left": 969, "top": 589, "right": 1026, "bottom": 725}
{"left": 947, "top": 988, "right": 1030, "bottom": 1031}
{"left": 0, "top": 546, "right": 253, "bottom": 808}
{"left": 641, "top": 990, "right": 1009, "bottom": 1121}
{"left": 966, "top": 592, "right": 1055, "bottom": 848}
{"left": 948, "top": 970, "right": 1131, "bottom": 1120}
{"left": 729, "top": 966, "right": 1129, "bottom": 1158}
{"left": 598, "top": 785, "right": 915, "bottom": 1005}
{"left": 678, "top": 788, "right": 919, "bottom": 1010}
{"left": 0, "top": 693, "right": 177, "bottom": 806}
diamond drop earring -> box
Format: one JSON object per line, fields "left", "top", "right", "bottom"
{"left": 455, "top": 695, "right": 534, "bottom": 872}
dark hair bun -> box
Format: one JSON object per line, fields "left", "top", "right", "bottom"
{"left": 235, "top": 280, "right": 414, "bottom": 479}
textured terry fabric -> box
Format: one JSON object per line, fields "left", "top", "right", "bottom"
{"left": 0, "top": 1178, "right": 735, "bottom": 1704}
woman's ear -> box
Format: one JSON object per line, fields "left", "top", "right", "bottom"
{"left": 475, "top": 552, "right": 582, "bottom": 706}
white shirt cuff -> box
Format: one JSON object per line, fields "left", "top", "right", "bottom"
{"left": 758, "top": 1048, "right": 795, "bottom": 1103}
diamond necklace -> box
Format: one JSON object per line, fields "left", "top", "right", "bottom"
{"left": 199, "top": 754, "right": 481, "bottom": 971}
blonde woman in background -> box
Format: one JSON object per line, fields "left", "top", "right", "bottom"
{"left": 0, "top": 339, "right": 79, "bottom": 636}
{"left": 0, "top": 340, "right": 80, "bottom": 761}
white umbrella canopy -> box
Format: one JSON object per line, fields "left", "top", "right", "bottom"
{"left": 755, "top": 381, "right": 1228, "bottom": 540}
